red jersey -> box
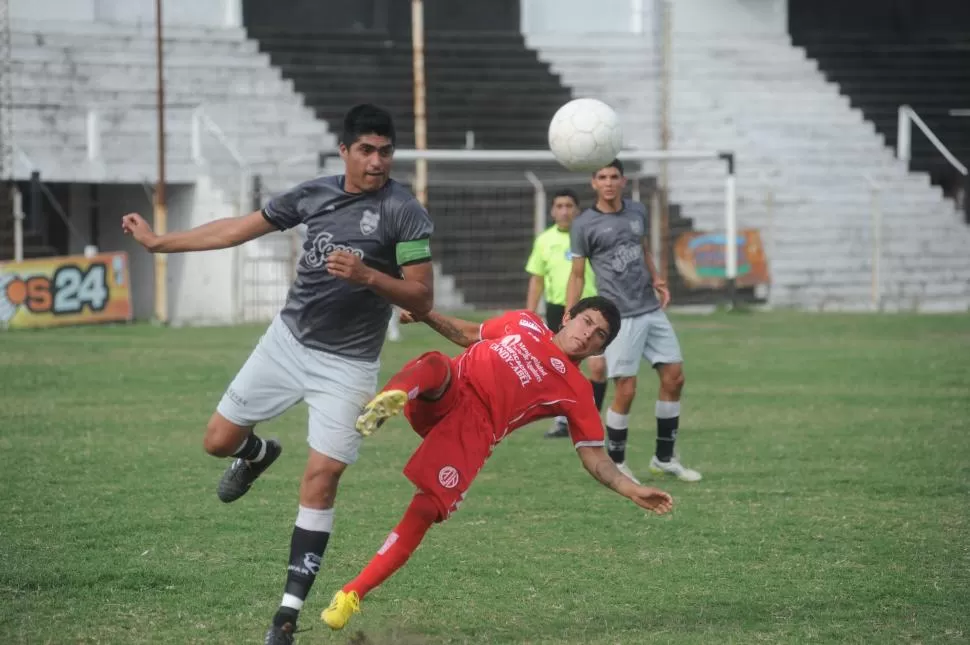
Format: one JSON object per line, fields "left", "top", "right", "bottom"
{"left": 455, "top": 310, "right": 605, "bottom": 449}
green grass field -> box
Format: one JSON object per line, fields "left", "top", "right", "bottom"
{"left": 1, "top": 311, "right": 969, "bottom": 645}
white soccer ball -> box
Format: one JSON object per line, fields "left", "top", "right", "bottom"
{"left": 548, "top": 98, "right": 623, "bottom": 172}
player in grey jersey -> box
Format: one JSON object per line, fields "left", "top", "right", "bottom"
{"left": 566, "top": 159, "right": 701, "bottom": 485}
{"left": 121, "top": 105, "right": 434, "bottom": 644}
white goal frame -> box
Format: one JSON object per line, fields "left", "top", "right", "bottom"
{"left": 390, "top": 148, "right": 740, "bottom": 289}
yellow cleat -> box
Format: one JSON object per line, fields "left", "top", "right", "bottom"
{"left": 355, "top": 389, "right": 408, "bottom": 437}
{"left": 321, "top": 589, "right": 361, "bottom": 631}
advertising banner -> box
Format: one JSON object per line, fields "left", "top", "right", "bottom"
{"left": 0, "top": 252, "right": 133, "bottom": 329}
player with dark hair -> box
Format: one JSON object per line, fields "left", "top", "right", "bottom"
{"left": 525, "top": 187, "right": 608, "bottom": 437}
{"left": 121, "top": 104, "right": 434, "bottom": 644}
{"left": 566, "top": 159, "right": 701, "bottom": 484}
{"left": 318, "top": 296, "right": 674, "bottom": 630}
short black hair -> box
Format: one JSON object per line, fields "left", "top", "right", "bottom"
{"left": 341, "top": 104, "right": 396, "bottom": 148}
{"left": 551, "top": 188, "right": 579, "bottom": 206}
{"left": 592, "top": 159, "right": 624, "bottom": 177}
{"left": 569, "top": 296, "right": 622, "bottom": 347}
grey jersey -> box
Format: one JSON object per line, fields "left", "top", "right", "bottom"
{"left": 570, "top": 199, "right": 660, "bottom": 317}
{"left": 263, "top": 175, "right": 433, "bottom": 360}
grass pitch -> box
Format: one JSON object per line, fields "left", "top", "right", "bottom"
{"left": 1, "top": 311, "right": 968, "bottom": 644}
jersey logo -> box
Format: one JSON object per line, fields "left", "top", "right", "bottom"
{"left": 438, "top": 466, "right": 460, "bottom": 489}
{"left": 518, "top": 318, "right": 545, "bottom": 335}
{"left": 302, "top": 231, "right": 365, "bottom": 269}
{"left": 630, "top": 219, "right": 643, "bottom": 235}
{"left": 550, "top": 357, "right": 567, "bottom": 374}
{"left": 303, "top": 552, "right": 321, "bottom": 575}
{"left": 360, "top": 209, "right": 380, "bottom": 235}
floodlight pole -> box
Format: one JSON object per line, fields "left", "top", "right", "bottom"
{"left": 153, "top": 0, "right": 168, "bottom": 323}
{"left": 411, "top": 0, "right": 428, "bottom": 207}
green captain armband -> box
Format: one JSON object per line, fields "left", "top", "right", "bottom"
{"left": 396, "top": 238, "right": 432, "bottom": 265}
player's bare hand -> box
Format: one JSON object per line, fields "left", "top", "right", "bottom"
{"left": 121, "top": 213, "right": 159, "bottom": 252}
{"left": 653, "top": 279, "right": 671, "bottom": 308}
{"left": 629, "top": 486, "right": 674, "bottom": 515}
{"left": 326, "top": 250, "right": 372, "bottom": 284}
{"left": 399, "top": 310, "right": 418, "bottom": 324}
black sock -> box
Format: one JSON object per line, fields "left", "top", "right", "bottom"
{"left": 590, "top": 380, "right": 607, "bottom": 412}
{"left": 232, "top": 433, "right": 265, "bottom": 461}
{"left": 606, "top": 426, "right": 628, "bottom": 464}
{"left": 655, "top": 401, "right": 680, "bottom": 462}
{"left": 272, "top": 606, "right": 299, "bottom": 628}
{"left": 277, "top": 506, "right": 334, "bottom": 623}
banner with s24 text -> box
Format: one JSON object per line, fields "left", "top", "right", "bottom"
{"left": 0, "top": 252, "right": 133, "bottom": 329}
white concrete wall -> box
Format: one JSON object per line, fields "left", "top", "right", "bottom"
{"left": 670, "top": 0, "right": 786, "bottom": 34}
{"left": 522, "top": 0, "right": 655, "bottom": 34}
{"left": 166, "top": 177, "right": 238, "bottom": 326}
{"left": 11, "top": 0, "right": 242, "bottom": 27}
{"left": 521, "top": 0, "right": 786, "bottom": 36}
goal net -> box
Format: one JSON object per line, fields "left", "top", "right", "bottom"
{"left": 237, "top": 148, "right": 742, "bottom": 322}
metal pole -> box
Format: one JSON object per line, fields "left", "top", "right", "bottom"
{"left": 154, "top": 0, "right": 168, "bottom": 323}
{"left": 411, "top": 0, "right": 428, "bottom": 207}
{"left": 658, "top": 0, "right": 672, "bottom": 281}
{"left": 722, "top": 154, "right": 737, "bottom": 308}
{"left": 524, "top": 171, "right": 546, "bottom": 238}
{"left": 12, "top": 184, "right": 23, "bottom": 262}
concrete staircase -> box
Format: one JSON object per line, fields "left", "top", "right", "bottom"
{"left": 8, "top": 19, "right": 465, "bottom": 316}
{"left": 525, "top": 31, "right": 970, "bottom": 312}
{"left": 9, "top": 19, "right": 330, "bottom": 192}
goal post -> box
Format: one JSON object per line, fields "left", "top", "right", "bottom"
{"left": 387, "top": 148, "right": 739, "bottom": 308}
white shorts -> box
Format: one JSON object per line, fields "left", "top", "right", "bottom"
{"left": 604, "top": 309, "right": 683, "bottom": 378}
{"left": 216, "top": 315, "right": 379, "bottom": 465}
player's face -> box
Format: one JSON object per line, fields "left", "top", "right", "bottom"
{"left": 340, "top": 134, "right": 394, "bottom": 193}
{"left": 591, "top": 167, "right": 626, "bottom": 202}
{"left": 550, "top": 197, "right": 579, "bottom": 229}
{"left": 557, "top": 308, "right": 611, "bottom": 360}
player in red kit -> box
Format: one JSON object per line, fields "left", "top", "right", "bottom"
{"left": 321, "top": 296, "right": 674, "bottom": 630}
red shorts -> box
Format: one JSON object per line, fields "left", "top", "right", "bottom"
{"left": 401, "top": 352, "right": 462, "bottom": 438}
{"left": 402, "top": 381, "right": 495, "bottom": 522}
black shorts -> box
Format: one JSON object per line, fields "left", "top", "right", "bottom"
{"left": 545, "top": 303, "right": 566, "bottom": 333}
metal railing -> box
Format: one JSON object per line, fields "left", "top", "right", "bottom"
{"left": 896, "top": 104, "right": 968, "bottom": 177}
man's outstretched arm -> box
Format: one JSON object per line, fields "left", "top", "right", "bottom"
{"left": 403, "top": 310, "right": 481, "bottom": 348}
{"left": 576, "top": 445, "right": 674, "bottom": 515}
{"left": 122, "top": 211, "right": 276, "bottom": 253}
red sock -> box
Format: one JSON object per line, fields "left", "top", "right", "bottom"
{"left": 343, "top": 493, "right": 440, "bottom": 599}
{"left": 383, "top": 351, "right": 451, "bottom": 400}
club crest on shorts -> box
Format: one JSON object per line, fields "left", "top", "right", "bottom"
{"left": 550, "top": 357, "right": 567, "bottom": 374}
{"left": 360, "top": 208, "right": 380, "bottom": 235}
{"left": 438, "top": 466, "right": 460, "bottom": 489}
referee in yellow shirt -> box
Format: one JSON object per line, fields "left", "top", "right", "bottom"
{"left": 525, "top": 188, "right": 609, "bottom": 438}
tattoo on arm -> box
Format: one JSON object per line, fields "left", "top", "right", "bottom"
{"left": 591, "top": 457, "right": 624, "bottom": 493}
{"left": 425, "top": 313, "right": 474, "bottom": 347}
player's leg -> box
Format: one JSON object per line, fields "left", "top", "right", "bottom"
{"left": 266, "top": 350, "right": 378, "bottom": 641}
{"left": 602, "top": 313, "right": 652, "bottom": 482}
{"left": 321, "top": 491, "right": 440, "bottom": 629}
{"left": 323, "top": 394, "right": 493, "bottom": 630}
{"left": 211, "top": 316, "right": 304, "bottom": 503}
{"left": 587, "top": 354, "right": 608, "bottom": 412}
{"left": 356, "top": 350, "right": 453, "bottom": 436}
{"left": 641, "top": 311, "right": 701, "bottom": 482}
{"left": 543, "top": 303, "right": 570, "bottom": 438}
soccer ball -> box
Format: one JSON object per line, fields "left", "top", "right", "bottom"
{"left": 548, "top": 98, "right": 623, "bottom": 172}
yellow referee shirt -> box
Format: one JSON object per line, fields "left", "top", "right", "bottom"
{"left": 525, "top": 226, "right": 597, "bottom": 306}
